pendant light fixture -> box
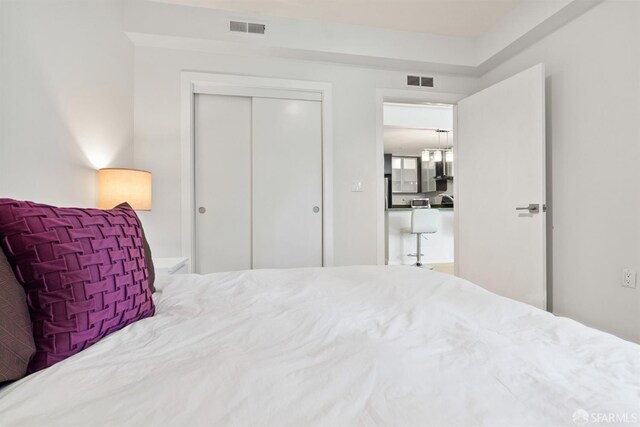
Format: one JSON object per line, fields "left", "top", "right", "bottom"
{"left": 433, "top": 130, "right": 443, "bottom": 162}
{"left": 421, "top": 149, "right": 430, "bottom": 162}
{"left": 445, "top": 150, "right": 453, "bottom": 162}
{"left": 445, "top": 131, "right": 453, "bottom": 162}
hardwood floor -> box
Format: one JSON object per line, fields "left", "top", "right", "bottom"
{"left": 431, "top": 262, "right": 455, "bottom": 275}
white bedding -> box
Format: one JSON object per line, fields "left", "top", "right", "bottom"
{"left": 0, "top": 266, "right": 638, "bottom": 426}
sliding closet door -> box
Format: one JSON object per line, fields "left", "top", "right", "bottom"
{"left": 194, "top": 94, "right": 252, "bottom": 274}
{"left": 251, "top": 98, "right": 323, "bottom": 269}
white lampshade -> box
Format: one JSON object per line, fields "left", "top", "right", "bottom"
{"left": 98, "top": 168, "right": 152, "bottom": 211}
{"left": 433, "top": 150, "right": 442, "bottom": 162}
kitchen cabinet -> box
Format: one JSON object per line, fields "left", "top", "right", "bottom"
{"left": 421, "top": 156, "right": 437, "bottom": 192}
{"left": 391, "top": 156, "right": 420, "bottom": 193}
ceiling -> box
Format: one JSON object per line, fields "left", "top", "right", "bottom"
{"left": 154, "top": 0, "right": 521, "bottom": 38}
{"left": 384, "top": 127, "right": 453, "bottom": 157}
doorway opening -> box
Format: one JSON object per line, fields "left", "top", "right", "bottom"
{"left": 382, "top": 101, "right": 455, "bottom": 274}
{"left": 376, "top": 65, "right": 547, "bottom": 310}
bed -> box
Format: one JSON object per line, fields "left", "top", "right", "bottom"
{"left": 0, "top": 266, "right": 638, "bottom": 426}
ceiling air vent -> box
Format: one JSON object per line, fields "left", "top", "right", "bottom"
{"left": 407, "top": 75, "right": 420, "bottom": 87}
{"left": 230, "top": 20, "right": 266, "bottom": 35}
{"left": 230, "top": 21, "right": 248, "bottom": 32}
{"left": 247, "top": 23, "right": 266, "bottom": 34}
{"left": 420, "top": 77, "right": 434, "bottom": 87}
{"left": 407, "top": 75, "right": 434, "bottom": 88}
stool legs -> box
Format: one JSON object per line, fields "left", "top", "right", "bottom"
{"left": 416, "top": 233, "right": 422, "bottom": 267}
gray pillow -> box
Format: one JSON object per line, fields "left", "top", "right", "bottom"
{"left": 0, "top": 249, "right": 35, "bottom": 382}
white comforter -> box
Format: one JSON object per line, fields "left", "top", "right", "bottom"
{"left": 0, "top": 266, "right": 638, "bottom": 426}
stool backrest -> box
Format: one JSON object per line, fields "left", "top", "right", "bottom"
{"left": 411, "top": 208, "right": 440, "bottom": 234}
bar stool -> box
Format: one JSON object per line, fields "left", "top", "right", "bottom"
{"left": 408, "top": 208, "right": 440, "bottom": 268}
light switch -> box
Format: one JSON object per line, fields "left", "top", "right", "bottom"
{"left": 351, "top": 180, "right": 363, "bottom": 192}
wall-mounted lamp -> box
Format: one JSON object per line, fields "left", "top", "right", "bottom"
{"left": 98, "top": 168, "right": 152, "bottom": 210}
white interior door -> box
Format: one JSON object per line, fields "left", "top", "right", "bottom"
{"left": 194, "top": 94, "right": 252, "bottom": 274}
{"left": 251, "top": 97, "right": 323, "bottom": 269}
{"left": 456, "top": 64, "right": 546, "bottom": 309}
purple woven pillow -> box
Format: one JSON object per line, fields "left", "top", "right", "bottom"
{"left": 0, "top": 199, "right": 155, "bottom": 373}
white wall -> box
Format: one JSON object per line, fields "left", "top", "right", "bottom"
{"left": 383, "top": 103, "right": 454, "bottom": 131}
{"left": 0, "top": 0, "right": 134, "bottom": 207}
{"left": 132, "top": 46, "right": 478, "bottom": 263}
{"left": 127, "top": 0, "right": 603, "bottom": 75}
{"left": 125, "top": 0, "right": 477, "bottom": 72}
{"left": 481, "top": 0, "right": 640, "bottom": 343}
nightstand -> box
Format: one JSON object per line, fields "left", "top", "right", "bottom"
{"left": 153, "top": 257, "right": 189, "bottom": 276}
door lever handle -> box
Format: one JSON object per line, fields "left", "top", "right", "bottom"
{"left": 516, "top": 203, "right": 539, "bottom": 213}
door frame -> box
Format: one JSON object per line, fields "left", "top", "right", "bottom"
{"left": 181, "top": 72, "right": 334, "bottom": 272}
{"left": 375, "top": 89, "right": 467, "bottom": 271}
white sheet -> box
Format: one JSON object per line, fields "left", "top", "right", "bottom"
{"left": 0, "top": 266, "right": 638, "bottom": 426}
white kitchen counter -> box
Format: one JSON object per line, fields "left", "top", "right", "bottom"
{"left": 386, "top": 208, "right": 454, "bottom": 265}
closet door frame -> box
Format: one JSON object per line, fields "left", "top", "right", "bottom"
{"left": 181, "top": 72, "right": 334, "bottom": 273}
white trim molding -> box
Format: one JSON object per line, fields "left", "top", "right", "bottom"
{"left": 181, "top": 72, "right": 334, "bottom": 272}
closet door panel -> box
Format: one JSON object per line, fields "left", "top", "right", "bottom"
{"left": 252, "top": 97, "right": 323, "bottom": 268}
{"left": 194, "top": 94, "right": 252, "bottom": 274}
